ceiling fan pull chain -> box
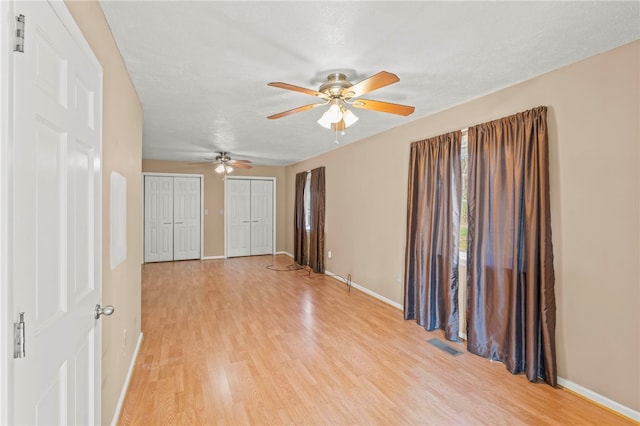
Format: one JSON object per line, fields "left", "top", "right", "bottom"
{"left": 334, "top": 129, "right": 339, "bottom": 145}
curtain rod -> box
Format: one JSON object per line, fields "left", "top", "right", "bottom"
{"left": 410, "top": 127, "right": 468, "bottom": 144}
{"left": 411, "top": 106, "right": 546, "bottom": 144}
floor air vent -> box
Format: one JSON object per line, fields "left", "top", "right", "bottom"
{"left": 427, "top": 338, "right": 463, "bottom": 356}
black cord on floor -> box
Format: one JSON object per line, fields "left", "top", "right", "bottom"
{"left": 266, "top": 263, "right": 305, "bottom": 272}
{"left": 266, "top": 262, "right": 352, "bottom": 292}
{"left": 308, "top": 270, "right": 352, "bottom": 292}
{"left": 327, "top": 273, "right": 352, "bottom": 292}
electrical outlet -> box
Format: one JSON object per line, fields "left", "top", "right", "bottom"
{"left": 396, "top": 273, "right": 402, "bottom": 283}
{"left": 327, "top": 250, "right": 332, "bottom": 259}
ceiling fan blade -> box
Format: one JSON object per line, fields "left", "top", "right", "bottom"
{"left": 230, "top": 159, "right": 252, "bottom": 164}
{"left": 268, "top": 82, "right": 330, "bottom": 100}
{"left": 350, "top": 99, "right": 415, "bottom": 116}
{"left": 342, "top": 71, "right": 400, "bottom": 99}
{"left": 230, "top": 162, "right": 252, "bottom": 169}
{"left": 267, "top": 102, "right": 327, "bottom": 120}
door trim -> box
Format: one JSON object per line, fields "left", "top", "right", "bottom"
{"left": 0, "top": 2, "right": 14, "bottom": 422}
{"left": 0, "top": 1, "right": 104, "bottom": 423}
{"left": 224, "top": 176, "right": 277, "bottom": 258}
{"left": 142, "top": 172, "right": 205, "bottom": 261}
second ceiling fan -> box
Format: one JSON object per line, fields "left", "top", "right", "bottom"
{"left": 267, "top": 71, "right": 415, "bottom": 131}
{"left": 192, "top": 152, "right": 252, "bottom": 175}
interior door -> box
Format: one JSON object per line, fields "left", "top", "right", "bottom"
{"left": 226, "top": 179, "right": 251, "bottom": 257}
{"left": 144, "top": 176, "right": 173, "bottom": 262}
{"left": 11, "top": 1, "right": 103, "bottom": 424}
{"left": 250, "top": 180, "right": 274, "bottom": 255}
{"left": 173, "top": 176, "right": 201, "bottom": 261}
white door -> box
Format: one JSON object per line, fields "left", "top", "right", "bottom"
{"left": 225, "top": 178, "right": 274, "bottom": 258}
{"left": 11, "top": 1, "right": 103, "bottom": 424}
{"left": 226, "top": 179, "right": 251, "bottom": 257}
{"left": 173, "top": 177, "right": 200, "bottom": 261}
{"left": 250, "top": 180, "right": 273, "bottom": 255}
{"left": 144, "top": 176, "right": 174, "bottom": 262}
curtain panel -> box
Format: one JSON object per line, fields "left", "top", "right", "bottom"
{"left": 466, "top": 106, "right": 557, "bottom": 385}
{"left": 404, "top": 131, "right": 462, "bottom": 341}
{"left": 294, "top": 171, "right": 307, "bottom": 266}
{"left": 309, "top": 167, "right": 326, "bottom": 273}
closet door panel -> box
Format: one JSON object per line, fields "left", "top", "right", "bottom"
{"left": 144, "top": 176, "right": 174, "bottom": 262}
{"left": 174, "top": 177, "right": 201, "bottom": 260}
{"left": 250, "top": 180, "right": 273, "bottom": 255}
{"left": 226, "top": 179, "right": 251, "bottom": 257}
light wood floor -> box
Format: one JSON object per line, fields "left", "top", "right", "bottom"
{"left": 118, "top": 255, "right": 633, "bottom": 425}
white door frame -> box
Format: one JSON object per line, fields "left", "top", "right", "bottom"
{"left": 142, "top": 172, "right": 205, "bottom": 260}
{"left": 224, "top": 176, "right": 276, "bottom": 258}
{"left": 0, "top": 2, "right": 14, "bottom": 422}
{"left": 0, "top": 1, "right": 104, "bottom": 422}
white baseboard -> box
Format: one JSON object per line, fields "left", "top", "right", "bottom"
{"left": 557, "top": 376, "right": 639, "bottom": 422}
{"left": 324, "top": 270, "right": 403, "bottom": 311}
{"left": 110, "top": 332, "right": 144, "bottom": 426}
{"left": 280, "top": 252, "right": 294, "bottom": 258}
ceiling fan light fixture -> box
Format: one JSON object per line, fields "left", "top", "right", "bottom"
{"left": 317, "top": 114, "right": 333, "bottom": 129}
{"left": 318, "top": 101, "right": 345, "bottom": 129}
{"left": 327, "top": 103, "right": 343, "bottom": 123}
{"left": 225, "top": 165, "right": 234, "bottom": 174}
{"left": 342, "top": 108, "right": 358, "bottom": 128}
{"left": 215, "top": 163, "right": 226, "bottom": 174}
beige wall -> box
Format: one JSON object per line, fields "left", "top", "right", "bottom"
{"left": 142, "top": 161, "right": 286, "bottom": 257}
{"left": 285, "top": 41, "right": 640, "bottom": 411}
{"left": 65, "top": 1, "right": 144, "bottom": 424}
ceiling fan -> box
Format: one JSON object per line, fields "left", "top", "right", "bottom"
{"left": 192, "top": 152, "right": 252, "bottom": 175}
{"left": 267, "top": 71, "right": 415, "bottom": 131}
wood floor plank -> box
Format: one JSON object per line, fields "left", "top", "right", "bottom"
{"left": 117, "top": 255, "right": 635, "bottom": 425}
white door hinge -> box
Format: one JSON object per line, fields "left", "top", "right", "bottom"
{"left": 14, "top": 14, "right": 25, "bottom": 53}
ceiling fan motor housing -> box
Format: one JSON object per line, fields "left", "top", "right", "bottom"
{"left": 216, "top": 152, "right": 231, "bottom": 163}
{"left": 319, "top": 73, "right": 353, "bottom": 98}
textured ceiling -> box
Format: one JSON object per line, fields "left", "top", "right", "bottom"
{"left": 99, "top": 1, "right": 639, "bottom": 166}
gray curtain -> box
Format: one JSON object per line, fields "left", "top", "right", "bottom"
{"left": 294, "top": 171, "right": 307, "bottom": 266}
{"left": 466, "top": 106, "right": 557, "bottom": 385}
{"left": 404, "top": 131, "right": 462, "bottom": 341}
{"left": 309, "top": 167, "right": 325, "bottom": 273}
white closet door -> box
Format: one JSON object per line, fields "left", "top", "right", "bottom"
{"left": 226, "top": 179, "right": 251, "bottom": 257}
{"left": 144, "top": 176, "right": 174, "bottom": 262}
{"left": 250, "top": 180, "right": 274, "bottom": 255}
{"left": 173, "top": 177, "right": 201, "bottom": 261}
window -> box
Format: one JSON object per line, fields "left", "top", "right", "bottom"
{"left": 303, "top": 171, "right": 311, "bottom": 231}
{"left": 459, "top": 132, "right": 469, "bottom": 257}
{"left": 457, "top": 131, "right": 470, "bottom": 339}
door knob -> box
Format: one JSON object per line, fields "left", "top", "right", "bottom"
{"left": 95, "top": 304, "right": 115, "bottom": 319}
